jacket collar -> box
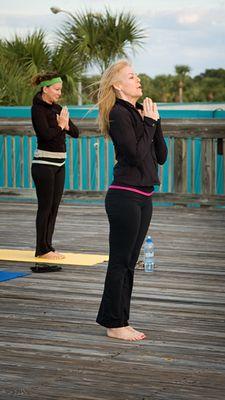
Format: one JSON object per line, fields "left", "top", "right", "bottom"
{"left": 116, "top": 98, "right": 143, "bottom": 111}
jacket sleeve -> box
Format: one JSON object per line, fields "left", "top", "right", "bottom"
{"left": 109, "top": 108, "right": 157, "bottom": 166}
{"left": 31, "top": 106, "right": 63, "bottom": 142}
{"left": 65, "top": 119, "right": 79, "bottom": 138}
{"left": 153, "top": 119, "right": 168, "bottom": 165}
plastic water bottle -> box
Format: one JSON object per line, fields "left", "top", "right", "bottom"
{"left": 144, "top": 236, "right": 154, "bottom": 272}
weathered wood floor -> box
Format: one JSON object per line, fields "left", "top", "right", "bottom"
{"left": 0, "top": 201, "right": 225, "bottom": 400}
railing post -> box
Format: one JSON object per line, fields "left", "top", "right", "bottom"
{"left": 223, "top": 139, "right": 225, "bottom": 193}
{"left": 3, "top": 136, "right": 8, "bottom": 188}
{"left": 94, "top": 140, "right": 100, "bottom": 191}
{"left": 201, "top": 139, "right": 216, "bottom": 194}
{"left": 69, "top": 137, "right": 74, "bottom": 190}
{"left": 174, "top": 138, "right": 187, "bottom": 193}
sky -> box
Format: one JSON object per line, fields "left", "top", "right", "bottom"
{"left": 1, "top": 0, "right": 225, "bottom": 77}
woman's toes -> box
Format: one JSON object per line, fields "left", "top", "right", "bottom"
{"left": 127, "top": 326, "right": 146, "bottom": 339}
{"left": 107, "top": 327, "right": 145, "bottom": 341}
{"left": 54, "top": 251, "right": 65, "bottom": 259}
{"left": 37, "top": 251, "right": 62, "bottom": 260}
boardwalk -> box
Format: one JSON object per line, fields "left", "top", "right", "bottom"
{"left": 0, "top": 200, "right": 225, "bottom": 400}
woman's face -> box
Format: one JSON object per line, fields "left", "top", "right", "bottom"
{"left": 43, "top": 82, "right": 62, "bottom": 104}
{"left": 116, "top": 66, "right": 142, "bottom": 102}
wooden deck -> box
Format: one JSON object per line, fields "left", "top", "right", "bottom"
{"left": 0, "top": 201, "right": 225, "bottom": 400}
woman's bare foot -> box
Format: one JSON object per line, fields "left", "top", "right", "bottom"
{"left": 127, "top": 325, "right": 146, "bottom": 339}
{"left": 37, "top": 251, "right": 63, "bottom": 260}
{"left": 54, "top": 251, "right": 65, "bottom": 259}
{"left": 107, "top": 326, "right": 145, "bottom": 341}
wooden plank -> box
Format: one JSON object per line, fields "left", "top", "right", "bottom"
{"left": 1, "top": 119, "right": 225, "bottom": 138}
{"left": 0, "top": 202, "right": 225, "bottom": 400}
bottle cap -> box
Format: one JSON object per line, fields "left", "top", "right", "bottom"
{"left": 146, "top": 236, "right": 152, "bottom": 243}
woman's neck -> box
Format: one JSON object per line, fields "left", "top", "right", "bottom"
{"left": 42, "top": 93, "right": 53, "bottom": 105}
{"left": 118, "top": 94, "right": 138, "bottom": 107}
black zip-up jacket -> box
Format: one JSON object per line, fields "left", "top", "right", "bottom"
{"left": 31, "top": 92, "right": 79, "bottom": 152}
{"left": 109, "top": 98, "right": 168, "bottom": 188}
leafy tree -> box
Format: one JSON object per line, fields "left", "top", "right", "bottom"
{"left": 193, "top": 77, "right": 225, "bottom": 102}
{"left": 197, "top": 68, "right": 225, "bottom": 80}
{"left": 0, "top": 31, "right": 82, "bottom": 105}
{"left": 81, "top": 74, "right": 101, "bottom": 104}
{"left": 0, "top": 31, "right": 51, "bottom": 77}
{"left": 0, "top": 23, "right": 224, "bottom": 105}
{"left": 151, "top": 74, "right": 176, "bottom": 102}
{"left": 58, "top": 8, "right": 146, "bottom": 73}
{"left": 193, "top": 69, "right": 225, "bottom": 102}
{"left": 0, "top": 56, "right": 30, "bottom": 105}
{"left": 138, "top": 74, "right": 154, "bottom": 101}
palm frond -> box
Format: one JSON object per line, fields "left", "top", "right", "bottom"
{"left": 57, "top": 8, "right": 147, "bottom": 73}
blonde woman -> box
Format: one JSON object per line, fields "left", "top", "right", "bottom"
{"left": 96, "top": 60, "right": 167, "bottom": 340}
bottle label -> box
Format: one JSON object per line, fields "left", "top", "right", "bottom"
{"left": 145, "top": 252, "right": 154, "bottom": 258}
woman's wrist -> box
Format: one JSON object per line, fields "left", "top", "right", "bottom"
{"left": 58, "top": 123, "right": 65, "bottom": 130}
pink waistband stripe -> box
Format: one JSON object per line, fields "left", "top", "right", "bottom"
{"left": 109, "top": 185, "right": 154, "bottom": 197}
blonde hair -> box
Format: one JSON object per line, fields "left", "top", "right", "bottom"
{"left": 97, "top": 59, "right": 131, "bottom": 136}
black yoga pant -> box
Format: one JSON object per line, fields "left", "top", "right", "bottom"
{"left": 31, "top": 163, "right": 65, "bottom": 256}
{"left": 96, "top": 189, "right": 153, "bottom": 328}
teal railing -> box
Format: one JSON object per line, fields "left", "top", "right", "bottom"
{"left": 0, "top": 135, "right": 224, "bottom": 195}
{"left": 0, "top": 105, "right": 225, "bottom": 197}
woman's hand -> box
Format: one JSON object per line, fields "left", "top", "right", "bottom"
{"left": 143, "top": 97, "right": 159, "bottom": 121}
{"left": 57, "top": 106, "right": 69, "bottom": 130}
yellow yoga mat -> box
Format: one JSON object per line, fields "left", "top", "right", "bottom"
{"left": 0, "top": 249, "right": 108, "bottom": 266}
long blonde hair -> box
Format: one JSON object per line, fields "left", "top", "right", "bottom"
{"left": 97, "top": 59, "right": 131, "bottom": 136}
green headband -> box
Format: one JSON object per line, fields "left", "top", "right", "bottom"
{"left": 39, "top": 77, "right": 62, "bottom": 87}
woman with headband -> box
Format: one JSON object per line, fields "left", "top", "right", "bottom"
{"left": 96, "top": 60, "right": 167, "bottom": 340}
{"left": 31, "top": 72, "right": 79, "bottom": 271}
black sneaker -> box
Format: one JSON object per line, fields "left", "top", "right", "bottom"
{"left": 31, "top": 263, "right": 62, "bottom": 273}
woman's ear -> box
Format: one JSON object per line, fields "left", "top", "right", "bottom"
{"left": 112, "top": 84, "right": 121, "bottom": 92}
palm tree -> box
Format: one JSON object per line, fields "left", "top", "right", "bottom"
{"left": 195, "top": 77, "right": 225, "bottom": 101}
{"left": 193, "top": 69, "right": 225, "bottom": 101}
{"left": 175, "top": 65, "right": 191, "bottom": 103}
{"left": 0, "top": 53, "right": 30, "bottom": 105}
{"left": 50, "top": 46, "right": 82, "bottom": 104}
{"left": 0, "top": 30, "right": 82, "bottom": 105}
{"left": 58, "top": 8, "right": 146, "bottom": 73}
{"left": 151, "top": 74, "right": 176, "bottom": 102}
{"left": 0, "top": 31, "right": 51, "bottom": 76}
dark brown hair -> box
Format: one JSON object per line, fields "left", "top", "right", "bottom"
{"left": 31, "top": 71, "right": 60, "bottom": 87}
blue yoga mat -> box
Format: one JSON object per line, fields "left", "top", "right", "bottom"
{"left": 0, "top": 270, "right": 30, "bottom": 282}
